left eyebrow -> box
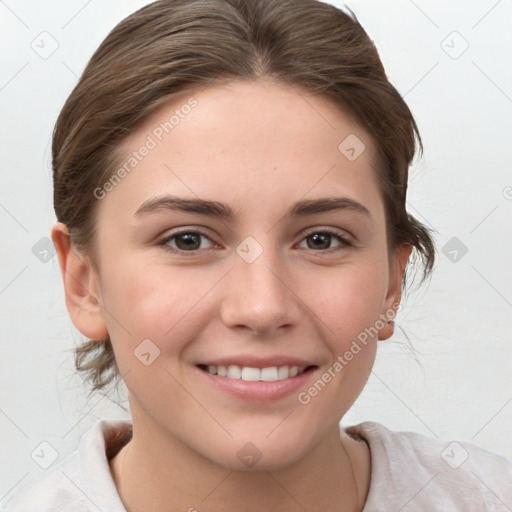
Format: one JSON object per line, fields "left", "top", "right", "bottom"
{"left": 134, "top": 195, "right": 372, "bottom": 220}
{"left": 288, "top": 197, "right": 371, "bottom": 219}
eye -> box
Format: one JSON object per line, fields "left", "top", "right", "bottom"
{"left": 298, "top": 228, "right": 353, "bottom": 251}
{"left": 159, "top": 230, "right": 217, "bottom": 253}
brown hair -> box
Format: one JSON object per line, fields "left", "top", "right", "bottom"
{"left": 52, "top": 0, "right": 435, "bottom": 393}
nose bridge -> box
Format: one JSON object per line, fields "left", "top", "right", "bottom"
{"left": 220, "top": 237, "right": 299, "bottom": 334}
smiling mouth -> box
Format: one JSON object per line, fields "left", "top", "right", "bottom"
{"left": 197, "top": 364, "right": 317, "bottom": 382}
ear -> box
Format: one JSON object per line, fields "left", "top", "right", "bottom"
{"left": 378, "top": 244, "right": 412, "bottom": 340}
{"left": 51, "top": 222, "right": 109, "bottom": 340}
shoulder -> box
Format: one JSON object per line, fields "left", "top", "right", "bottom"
{"left": 1, "top": 419, "right": 131, "bottom": 512}
{"left": 346, "top": 421, "right": 512, "bottom": 511}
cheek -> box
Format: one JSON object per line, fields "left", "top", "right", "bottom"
{"left": 97, "top": 255, "right": 223, "bottom": 362}
{"left": 293, "top": 264, "right": 384, "bottom": 427}
{"left": 303, "top": 257, "right": 389, "bottom": 347}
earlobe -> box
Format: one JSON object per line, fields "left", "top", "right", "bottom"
{"left": 51, "top": 222, "right": 109, "bottom": 340}
{"left": 378, "top": 244, "right": 413, "bottom": 340}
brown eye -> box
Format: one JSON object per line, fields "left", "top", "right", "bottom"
{"left": 173, "top": 233, "right": 202, "bottom": 251}
{"left": 298, "top": 229, "right": 353, "bottom": 251}
{"left": 306, "top": 233, "right": 332, "bottom": 250}
{"left": 160, "top": 230, "right": 216, "bottom": 253}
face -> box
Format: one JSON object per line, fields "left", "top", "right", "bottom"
{"left": 80, "top": 80, "right": 406, "bottom": 470}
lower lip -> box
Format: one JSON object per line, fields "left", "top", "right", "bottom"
{"left": 196, "top": 366, "right": 317, "bottom": 402}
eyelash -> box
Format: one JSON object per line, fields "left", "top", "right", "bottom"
{"left": 157, "top": 227, "right": 353, "bottom": 255}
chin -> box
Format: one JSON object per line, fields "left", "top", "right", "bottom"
{"left": 199, "top": 428, "right": 317, "bottom": 473}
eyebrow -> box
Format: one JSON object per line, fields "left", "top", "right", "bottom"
{"left": 134, "top": 195, "right": 371, "bottom": 220}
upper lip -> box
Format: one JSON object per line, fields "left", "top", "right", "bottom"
{"left": 196, "top": 356, "right": 317, "bottom": 369}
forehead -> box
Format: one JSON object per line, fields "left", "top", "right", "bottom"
{"left": 102, "top": 79, "right": 384, "bottom": 220}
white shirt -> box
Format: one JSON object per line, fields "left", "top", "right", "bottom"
{"left": 2, "top": 419, "right": 511, "bottom": 511}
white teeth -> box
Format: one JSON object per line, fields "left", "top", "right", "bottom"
{"left": 241, "top": 367, "right": 260, "bottom": 381}
{"left": 260, "top": 367, "right": 278, "bottom": 381}
{"left": 278, "top": 366, "right": 289, "bottom": 380}
{"left": 204, "top": 364, "right": 303, "bottom": 381}
{"left": 226, "top": 365, "right": 242, "bottom": 379}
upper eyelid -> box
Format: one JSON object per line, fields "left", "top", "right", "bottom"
{"left": 301, "top": 226, "right": 352, "bottom": 238}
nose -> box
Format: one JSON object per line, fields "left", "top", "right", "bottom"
{"left": 219, "top": 244, "right": 302, "bottom": 337}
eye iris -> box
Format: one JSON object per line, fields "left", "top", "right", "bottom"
{"left": 176, "top": 233, "right": 201, "bottom": 250}
{"left": 308, "top": 233, "right": 331, "bottom": 250}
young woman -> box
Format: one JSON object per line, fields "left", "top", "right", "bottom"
{"left": 3, "top": 0, "right": 511, "bottom": 510}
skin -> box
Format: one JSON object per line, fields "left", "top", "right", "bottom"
{"left": 53, "top": 79, "right": 411, "bottom": 511}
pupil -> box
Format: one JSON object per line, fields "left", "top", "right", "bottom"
{"left": 309, "top": 233, "right": 330, "bottom": 250}
{"left": 177, "top": 233, "right": 200, "bottom": 250}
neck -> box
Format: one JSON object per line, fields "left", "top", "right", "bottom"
{"left": 109, "top": 409, "right": 370, "bottom": 512}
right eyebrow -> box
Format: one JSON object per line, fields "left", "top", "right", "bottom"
{"left": 134, "top": 196, "right": 235, "bottom": 220}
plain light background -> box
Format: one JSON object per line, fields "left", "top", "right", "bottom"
{"left": 1, "top": 0, "right": 511, "bottom": 502}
